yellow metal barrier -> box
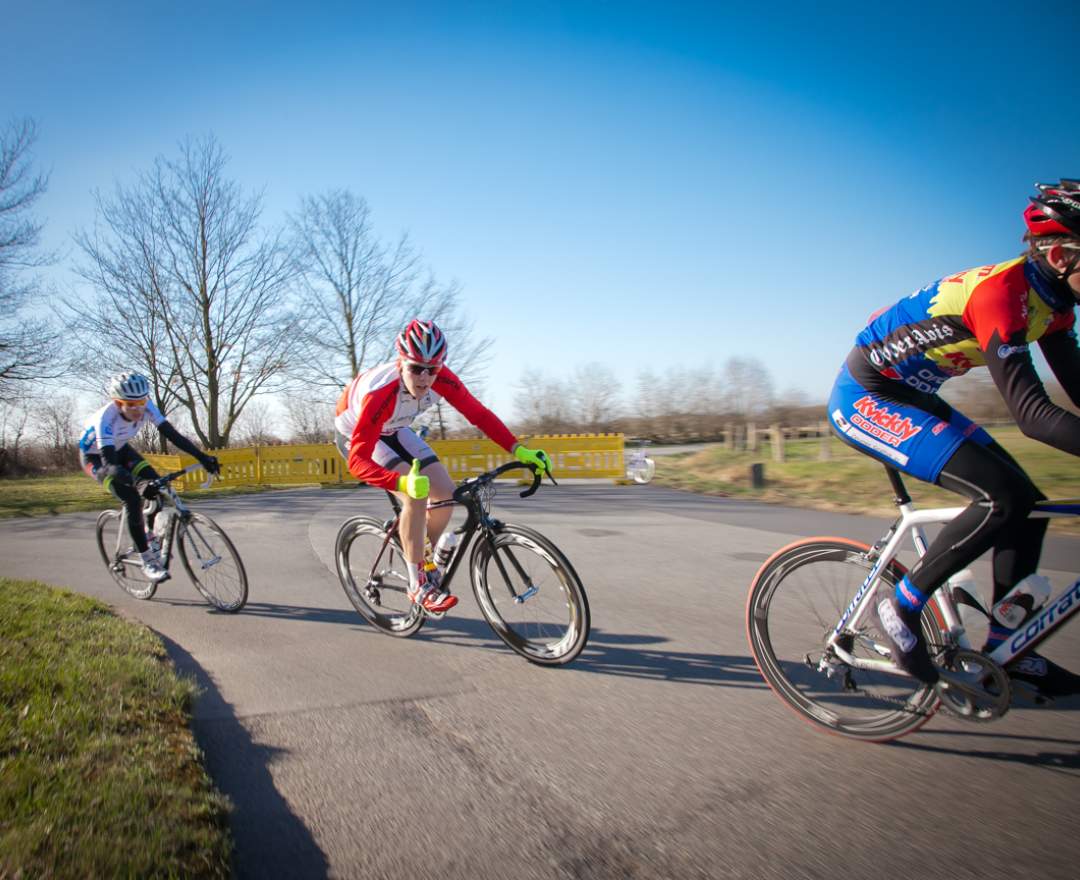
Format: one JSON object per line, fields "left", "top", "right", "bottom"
{"left": 144, "top": 433, "right": 626, "bottom": 490}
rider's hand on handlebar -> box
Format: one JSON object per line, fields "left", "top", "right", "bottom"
{"left": 514, "top": 444, "right": 553, "bottom": 476}
{"left": 199, "top": 454, "right": 221, "bottom": 476}
{"left": 397, "top": 459, "right": 430, "bottom": 500}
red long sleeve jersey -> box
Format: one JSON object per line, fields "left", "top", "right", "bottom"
{"left": 334, "top": 361, "right": 518, "bottom": 490}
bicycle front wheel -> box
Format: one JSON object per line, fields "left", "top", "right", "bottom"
{"left": 95, "top": 509, "right": 159, "bottom": 600}
{"left": 336, "top": 516, "right": 424, "bottom": 637}
{"left": 470, "top": 523, "right": 590, "bottom": 665}
{"left": 177, "top": 513, "right": 248, "bottom": 612}
{"left": 746, "top": 537, "right": 944, "bottom": 742}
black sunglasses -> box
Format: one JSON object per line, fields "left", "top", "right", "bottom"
{"left": 405, "top": 362, "right": 441, "bottom": 376}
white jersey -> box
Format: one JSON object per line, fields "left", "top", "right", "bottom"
{"left": 333, "top": 361, "right": 442, "bottom": 439}
{"left": 78, "top": 400, "right": 166, "bottom": 455}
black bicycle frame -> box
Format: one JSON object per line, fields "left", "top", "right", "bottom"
{"left": 369, "top": 460, "right": 547, "bottom": 600}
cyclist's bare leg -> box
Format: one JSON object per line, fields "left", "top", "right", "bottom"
{"left": 422, "top": 461, "right": 455, "bottom": 546}
{"left": 389, "top": 461, "right": 426, "bottom": 566}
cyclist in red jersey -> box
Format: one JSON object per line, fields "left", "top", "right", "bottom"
{"left": 334, "top": 320, "right": 552, "bottom": 614}
{"left": 827, "top": 180, "right": 1080, "bottom": 698}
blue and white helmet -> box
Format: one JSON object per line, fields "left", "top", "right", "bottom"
{"left": 109, "top": 371, "right": 151, "bottom": 401}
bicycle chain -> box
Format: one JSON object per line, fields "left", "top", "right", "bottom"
{"left": 818, "top": 637, "right": 941, "bottom": 715}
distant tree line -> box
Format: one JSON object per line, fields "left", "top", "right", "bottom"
{"left": 2, "top": 118, "right": 1076, "bottom": 473}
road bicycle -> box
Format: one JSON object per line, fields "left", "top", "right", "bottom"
{"left": 335, "top": 460, "right": 590, "bottom": 665}
{"left": 96, "top": 462, "right": 248, "bottom": 612}
{"left": 625, "top": 440, "right": 656, "bottom": 485}
{"left": 746, "top": 463, "right": 1080, "bottom": 741}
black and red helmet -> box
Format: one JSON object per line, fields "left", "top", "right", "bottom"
{"left": 1024, "top": 179, "right": 1080, "bottom": 238}
{"left": 395, "top": 319, "right": 447, "bottom": 365}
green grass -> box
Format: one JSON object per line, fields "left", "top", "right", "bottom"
{"left": 652, "top": 426, "right": 1080, "bottom": 534}
{"left": 0, "top": 474, "right": 278, "bottom": 519}
{"left": 0, "top": 579, "right": 231, "bottom": 878}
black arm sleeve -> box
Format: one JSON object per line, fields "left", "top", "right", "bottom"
{"left": 983, "top": 329, "right": 1080, "bottom": 455}
{"left": 159, "top": 420, "right": 206, "bottom": 459}
{"left": 1038, "top": 327, "right": 1080, "bottom": 410}
{"left": 100, "top": 444, "right": 120, "bottom": 466}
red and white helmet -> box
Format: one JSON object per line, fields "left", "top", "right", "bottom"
{"left": 1024, "top": 179, "right": 1080, "bottom": 238}
{"left": 396, "top": 319, "right": 447, "bottom": 365}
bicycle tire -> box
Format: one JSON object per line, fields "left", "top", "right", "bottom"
{"left": 335, "top": 515, "right": 424, "bottom": 637}
{"left": 95, "top": 509, "right": 158, "bottom": 600}
{"left": 470, "top": 523, "right": 590, "bottom": 665}
{"left": 177, "top": 512, "right": 248, "bottom": 612}
{"left": 746, "top": 537, "right": 944, "bottom": 742}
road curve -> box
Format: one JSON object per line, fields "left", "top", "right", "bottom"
{"left": 1, "top": 483, "right": 1077, "bottom": 879}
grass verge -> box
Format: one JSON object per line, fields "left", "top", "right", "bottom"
{"left": 0, "top": 474, "right": 280, "bottom": 519}
{"left": 0, "top": 578, "right": 231, "bottom": 878}
{"left": 652, "top": 426, "right": 1080, "bottom": 535}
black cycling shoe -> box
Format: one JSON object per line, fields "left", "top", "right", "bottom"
{"left": 872, "top": 592, "right": 940, "bottom": 685}
{"left": 1005, "top": 652, "right": 1080, "bottom": 699}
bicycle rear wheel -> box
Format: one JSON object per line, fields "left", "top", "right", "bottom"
{"left": 336, "top": 516, "right": 424, "bottom": 636}
{"left": 177, "top": 512, "right": 248, "bottom": 612}
{"left": 470, "top": 523, "right": 590, "bottom": 665}
{"left": 627, "top": 457, "right": 655, "bottom": 484}
{"left": 746, "top": 537, "right": 944, "bottom": 742}
{"left": 95, "top": 509, "right": 158, "bottom": 600}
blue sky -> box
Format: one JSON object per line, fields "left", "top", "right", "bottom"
{"left": 5, "top": 0, "right": 1079, "bottom": 416}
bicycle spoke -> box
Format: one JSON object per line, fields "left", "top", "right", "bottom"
{"left": 747, "top": 539, "right": 942, "bottom": 741}
{"left": 178, "top": 513, "right": 247, "bottom": 612}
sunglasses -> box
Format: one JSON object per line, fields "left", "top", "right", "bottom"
{"left": 404, "top": 362, "right": 442, "bottom": 376}
{"left": 115, "top": 397, "right": 149, "bottom": 407}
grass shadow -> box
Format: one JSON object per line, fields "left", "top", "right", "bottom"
{"left": 159, "top": 633, "right": 330, "bottom": 879}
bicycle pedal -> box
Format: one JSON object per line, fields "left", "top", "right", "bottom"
{"left": 424, "top": 608, "right": 447, "bottom": 620}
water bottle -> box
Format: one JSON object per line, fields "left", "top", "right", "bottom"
{"left": 991, "top": 574, "right": 1052, "bottom": 629}
{"left": 151, "top": 511, "right": 171, "bottom": 558}
{"left": 433, "top": 531, "right": 458, "bottom": 571}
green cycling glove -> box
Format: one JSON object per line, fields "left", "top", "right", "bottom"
{"left": 514, "top": 444, "right": 553, "bottom": 475}
{"left": 396, "top": 459, "right": 430, "bottom": 499}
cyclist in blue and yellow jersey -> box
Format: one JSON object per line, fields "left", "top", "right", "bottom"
{"left": 334, "top": 319, "right": 553, "bottom": 615}
{"left": 79, "top": 372, "right": 221, "bottom": 582}
{"left": 828, "top": 180, "right": 1080, "bottom": 699}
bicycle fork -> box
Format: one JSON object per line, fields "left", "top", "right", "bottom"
{"left": 483, "top": 534, "right": 538, "bottom": 604}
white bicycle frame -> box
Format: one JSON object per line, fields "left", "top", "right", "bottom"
{"left": 825, "top": 496, "right": 1080, "bottom": 675}
{"left": 109, "top": 463, "right": 212, "bottom": 571}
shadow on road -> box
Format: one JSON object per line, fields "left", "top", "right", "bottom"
{"left": 162, "top": 600, "right": 767, "bottom": 688}
{"left": 895, "top": 727, "right": 1080, "bottom": 776}
{"left": 159, "top": 633, "right": 330, "bottom": 879}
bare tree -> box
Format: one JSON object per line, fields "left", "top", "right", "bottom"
{"left": 0, "top": 396, "right": 29, "bottom": 475}
{"left": 283, "top": 391, "right": 333, "bottom": 443}
{"left": 288, "top": 190, "right": 416, "bottom": 386}
{"left": 721, "top": 356, "right": 775, "bottom": 420}
{"left": 569, "top": 363, "right": 622, "bottom": 431}
{"left": 0, "top": 118, "right": 60, "bottom": 400}
{"left": 513, "top": 370, "right": 574, "bottom": 434}
{"left": 38, "top": 393, "right": 79, "bottom": 469}
{"left": 68, "top": 135, "right": 301, "bottom": 448}
{"left": 288, "top": 189, "right": 494, "bottom": 401}
{"left": 233, "top": 399, "right": 281, "bottom": 446}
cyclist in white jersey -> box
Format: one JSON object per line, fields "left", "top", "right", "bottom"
{"left": 79, "top": 372, "right": 221, "bottom": 582}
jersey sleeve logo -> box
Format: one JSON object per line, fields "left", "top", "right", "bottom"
{"left": 997, "top": 343, "right": 1029, "bottom": 358}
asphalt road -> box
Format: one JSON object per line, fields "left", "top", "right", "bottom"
{"left": 2, "top": 484, "right": 1078, "bottom": 879}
